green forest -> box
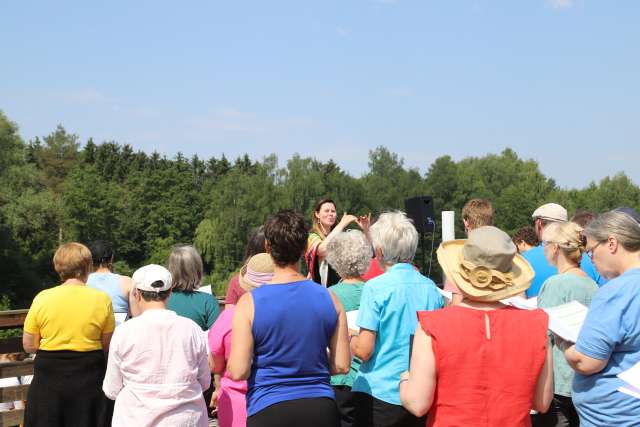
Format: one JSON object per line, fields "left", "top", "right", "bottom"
{"left": 1, "top": 110, "right": 639, "bottom": 308}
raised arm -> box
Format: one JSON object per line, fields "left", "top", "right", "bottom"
{"left": 316, "top": 214, "right": 358, "bottom": 258}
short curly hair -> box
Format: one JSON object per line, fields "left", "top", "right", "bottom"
{"left": 264, "top": 210, "right": 309, "bottom": 267}
{"left": 326, "top": 231, "right": 372, "bottom": 279}
{"left": 512, "top": 226, "right": 539, "bottom": 247}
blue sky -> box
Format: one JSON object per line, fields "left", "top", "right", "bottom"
{"left": 1, "top": 0, "right": 638, "bottom": 188}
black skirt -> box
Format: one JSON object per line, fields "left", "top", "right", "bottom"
{"left": 24, "top": 349, "right": 112, "bottom": 427}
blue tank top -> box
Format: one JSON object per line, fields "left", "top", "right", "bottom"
{"left": 247, "top": 279, "right": 337, "bottom": 416}
{"left": 87, "top": 272, "right": 129, "bottom": 313}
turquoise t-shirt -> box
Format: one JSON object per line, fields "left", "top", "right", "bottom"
{"left": 329, "top": 281, "right": 364, "bottom": 387}
{"left": 537, "top": 273, "right": 598, "bottom": 397}
{"left": 572, "top": 268, "right": 640, "bottom": 427}
{"left": 167, "top": 290, "right": 220, "bottom": 331}
{"left": 352, "top": 263, "right": 444, "bottom": 405}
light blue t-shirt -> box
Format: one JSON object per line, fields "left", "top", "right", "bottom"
{"left": 572, "top": 268, "right": 640, "bottom": 427}
{"left": 579, "top": 254, "right": 607, "bottom": 286}
{"left": 352, "top": 263, "right": 444, "bottom": 405}
{"left": 523, "top": 245, "right": 558, "bottom": 297}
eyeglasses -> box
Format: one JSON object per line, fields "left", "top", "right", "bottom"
{"left": 585, "top": 241, "right": 603, "bottom": 260}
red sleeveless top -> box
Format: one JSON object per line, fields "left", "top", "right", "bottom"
{"left": 417, "top": 305, "right": 548, "bottom": 427}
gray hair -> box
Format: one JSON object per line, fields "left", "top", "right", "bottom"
{"left": 326, "top": 230, "right": 372, "bottom": 279}
{"left": 167, "top": 245, "right": 204, "bottom": 292}
{"left": 369, "top": 211, "right": 418, "bottom": 266}
{"left": 584, "top": 210, "right": 640, "bottom": 252}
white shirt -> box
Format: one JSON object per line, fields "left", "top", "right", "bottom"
{"left": 103, "top": 309, "right": 210, "bottom": 427}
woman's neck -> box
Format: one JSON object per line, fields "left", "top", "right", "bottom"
{"left": 617, "top": 251, "right": 640, "bottom": 275}
{"left": 556, "top": 255, "right": 582, "bottom": 275}
{"left": 63, "top": 278, "right": 86, "bottom": 286}
{"left": 317, "top": 222, "right": 331, "bottom": 238}
{"left": 341, "top": 276, "right": 364, "bottom": 284}
{"left": 94, "top": 266, "right": 112, "bottom": 274}
{"left": 268, "top": 263, "right": 305, "bottom": 284}
{"left": 459, "top": 299, "right": 505, "bottom": 311}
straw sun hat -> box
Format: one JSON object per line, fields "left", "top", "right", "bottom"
{"left": 239, "top": 253, "right": 276, "bottom": 292}
{"left": 437, "top": 226, "right": 535, "bottom": 302}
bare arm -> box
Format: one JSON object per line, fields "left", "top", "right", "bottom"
{"left": 350, "top": 328, "right": 376, "bottom": 362}
{"left": 400, "top": 324, "right": 436, "bottom": 417}
{"left": 316, "top": 214, "right": 358, "bottom": 257}
{"left": 328, "top": 292, "right": 350, "bottom": 375}
{"left": 227, "top": 293, "right": 254, "bottom": 381}
{"left": 22, "top": 331, "right": 40, "bottom": 354}
{"left": 211, "top": 352, "right": 226, "bottom": 375}
{"left": 101, "top": 332, "right": 113, "bottom": 353}
{"left": 532, "top": 340, "right": 554, "bottom": 413}
{"left": 120, "top": 276, "right": 133, "bottom": 317}
{"left": 561, "top": 340, "right": 608, "bottom": 376}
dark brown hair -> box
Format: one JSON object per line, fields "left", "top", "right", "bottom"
{"left": 512, "top": 226, "right": 539, "bottom": 247}
{"left": 570, "top": 209, "right": 598, "bottom": 228}
{"left": 265, "top": 210, "right": 309, "bottom": 267}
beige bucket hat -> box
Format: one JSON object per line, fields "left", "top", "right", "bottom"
{"left": 239, "top": 253, "right": 276, "bottom": 292}
{"left": 437, "top": 226, "right": 535, "bottom": 302}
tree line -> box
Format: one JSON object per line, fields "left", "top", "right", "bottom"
{"left": 1, "top": 110, "right": 639, "bottom": 307}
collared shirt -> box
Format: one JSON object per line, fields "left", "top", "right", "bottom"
{"left": 572, "top": 268, "right": 640, "bottom": 427}
{"left": 103, "top": 309, "right": 210, "bottom": 427}
{"left": 352, "top": 263, "right": 444, "bottom": 405}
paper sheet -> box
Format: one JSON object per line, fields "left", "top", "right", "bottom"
{"left": 617, "top": 360, "right": 640, "bottom": 400}
{"left": 619, "top": 386, "right": 640, "bottom": 400}
{"left": 501, "top": 296, "right": 538, "bottom": 310}
{"left": 114, "top": 312, "right": 128, "bottom": 326}
{"left": 437, "top": 287, "right": 453, "bottom": 301}
{"left": 346, "top": 310, "right": 359, "bottom": 331}
{"left": 542, "top": 301, "right": 588, "bottom": 343}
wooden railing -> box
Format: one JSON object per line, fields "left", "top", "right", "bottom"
{"left": 0, "top": 309, "right": 31, "bottom": 427}
{"left": 0, "top": 297, "right": 224, "bottom": 427}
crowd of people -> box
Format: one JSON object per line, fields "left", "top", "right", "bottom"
{"left": 17, "top": 198, "right": 640, "bottom": 427}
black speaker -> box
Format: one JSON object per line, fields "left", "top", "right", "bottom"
{"left": 404, "top": 196, "right": 435, "bottom": 233}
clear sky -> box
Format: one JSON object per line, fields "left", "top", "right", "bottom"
{"left": 1, "top": 0, "right": 638, "bottom": 189}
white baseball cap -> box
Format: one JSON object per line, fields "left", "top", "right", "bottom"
{"left": 532, "top": 203, "right": 567, "bottom": 222}
{"left": 132, "top": 264, "right": 172, "bottom": 292}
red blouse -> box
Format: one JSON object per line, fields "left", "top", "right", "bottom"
{"left": 417, "top": 305, "right": 548, "bottom": 427}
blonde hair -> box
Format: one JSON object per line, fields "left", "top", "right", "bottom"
{"left": 53, "top": 242, "right": 93, "bottom": 281}
{"left": 167, "top": 245, "right": 204, "bottom": 292}
{"left": 542, "top": 222, "right": 585, "bottom": 265}
{"left": 462, "top": 199, "right": 495, "bottom": 230}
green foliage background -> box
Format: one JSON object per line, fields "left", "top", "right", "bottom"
{"left": 1, "top": 110, "right": 638, "bottom": 306}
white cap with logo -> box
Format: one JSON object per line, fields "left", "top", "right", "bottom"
{"left": 132, "top": 264, "right": 172, "bottom": 292}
